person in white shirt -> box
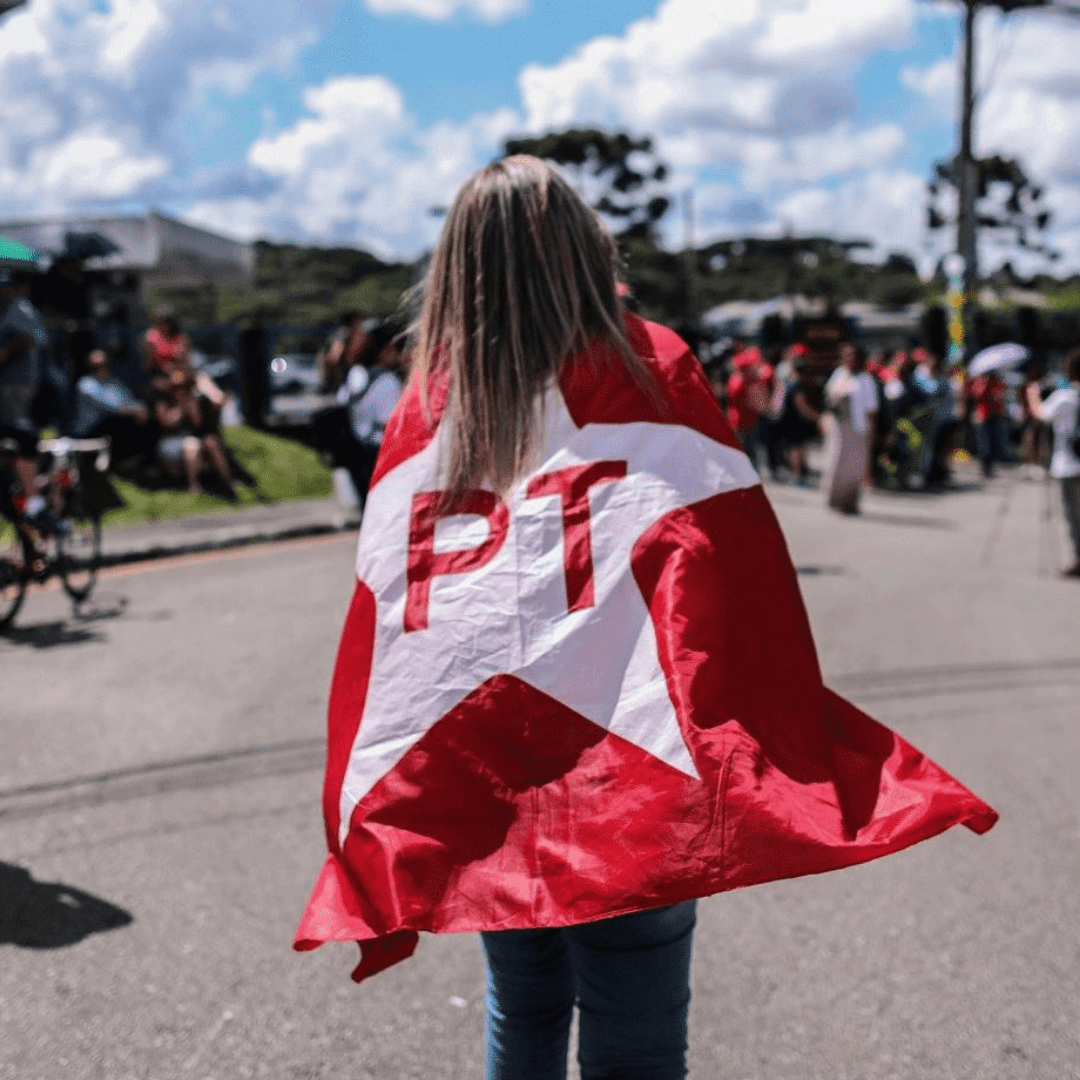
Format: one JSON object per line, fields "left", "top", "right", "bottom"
{"left": 338, "top": 324, "right": 405, "bottom": 510}
{"left": 72, "top": 348, "right": 155, "bottom": 465}
{"left": 822, "top": 342, "right": 878, "bottom": 514}
{"left": 1026, "top": 348, "right": 1080, "bottom": 577}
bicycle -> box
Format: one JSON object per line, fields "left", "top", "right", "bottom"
{"left": 1, "top": 436, "right": 110, "bottom": 628}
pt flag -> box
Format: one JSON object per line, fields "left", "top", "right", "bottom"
{"left": 295, "top": 315, "right": 997, "bottom": 983}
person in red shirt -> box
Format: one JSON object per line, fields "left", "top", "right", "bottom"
{"left": 964, "top": 370, "right": 1009, "bottom": 478}
{"left": 141, "top": 306, "right": 191, "bottom": 375}
{"left": 725, "top": 346, "right": 774, "bottom": 472}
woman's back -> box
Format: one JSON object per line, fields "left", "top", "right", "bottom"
{"left": 295, "top": 155, "right": 996, "bottom": 1080}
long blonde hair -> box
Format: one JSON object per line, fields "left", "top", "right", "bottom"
{"left": 414, "top": 155, "right": 647, "bottom": 502}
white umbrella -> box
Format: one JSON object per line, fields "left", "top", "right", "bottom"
{"left": 967, "top": 342, "right": 1030, "bottom": 378}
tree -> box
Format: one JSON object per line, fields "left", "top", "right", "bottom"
{"left": 499, "top": 128, "right": 686, "bottom": 321}
{"left": 502, "top": 129, "right": 670, "bottom": 241}
{"left": 927, "top": 153, "right": 1057, "bottom": 262}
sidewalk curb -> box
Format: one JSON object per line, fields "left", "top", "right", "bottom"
{"left": 98, "top": 509, "right": 361, "bottom": 569}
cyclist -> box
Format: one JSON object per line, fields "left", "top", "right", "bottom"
{"left": 0, "top": 270, "right": 50, "bottom": 569}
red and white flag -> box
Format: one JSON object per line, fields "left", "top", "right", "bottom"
{"left": 295, "top": 315, "right": 997, "bottom": 982}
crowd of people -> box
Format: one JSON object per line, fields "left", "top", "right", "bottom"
{"left": 0, "top": 278, "right": 256, "bottom": 512}
{"left": 300, "top": 304, "right": 1080, "bottom": 574}
{"left": 706, "top": 334, "right": 1080, "bottom": 572}
{"left": 4, "top": 255, "right": 1078, "bottom": 576}
{"left": 0, "top": 257, "right": 408, "bottom": 521}
{"left": 71, "top": 306, "right": 245, "bottom": 498}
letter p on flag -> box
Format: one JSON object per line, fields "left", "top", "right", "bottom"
{"left": 405, "top": 491, "right": 510, "bottom": 633}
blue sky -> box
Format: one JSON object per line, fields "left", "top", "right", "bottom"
{"left": 1, "top": 0, "right": 1077, "bottom": 272}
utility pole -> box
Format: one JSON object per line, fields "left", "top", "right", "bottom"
{"left": 956, "top": 1, "right": 978, "bottom": 301}
{"left": 926, "top": 0, "right": 1080, "bottom": 352}
{"left": 682, "top": 189, "right": 698, "bottom": 325}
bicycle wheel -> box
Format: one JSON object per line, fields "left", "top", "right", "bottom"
{"left": 57, "top": 508, "right": 102, "bottom": 602}
{"left": 0, "top": 525, "right": 27, "bottom": 628}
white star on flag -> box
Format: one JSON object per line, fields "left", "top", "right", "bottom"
{"left": 338, "top": 389, "right": 760, "bottom": 846}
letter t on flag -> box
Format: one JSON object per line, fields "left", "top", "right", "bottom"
{"left": 525, "top": 460, "right": 627, "bottom": 611}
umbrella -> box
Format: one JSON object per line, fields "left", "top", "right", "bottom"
{"left": 0, "top": 234, "right": 43, "bottom": 270}
{"left": 968, "top": 342, "right": 1030, "bottom": 378}
{"left": 61, "top": 230, "right": 120, "bottom": 261}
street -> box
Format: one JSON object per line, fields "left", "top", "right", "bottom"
{"left": 2, "top": 471, "right": 1079, "bottom": 1080}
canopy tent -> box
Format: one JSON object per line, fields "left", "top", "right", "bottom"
{"left": 0, "top": 234, "right": 44, "bottom": 270}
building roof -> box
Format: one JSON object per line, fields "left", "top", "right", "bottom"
{"left": 0, "top": 211, "right": 255, "bottom": 287}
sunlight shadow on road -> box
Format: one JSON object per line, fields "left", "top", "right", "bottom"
{"left": 0, "top": 621, "right": 105, "bottom": 649}
{"left": 0, "top": 597, "right": 127, "bottom": 648}
{"left": 0, "top": 862, "right": 132, "bottom": 949}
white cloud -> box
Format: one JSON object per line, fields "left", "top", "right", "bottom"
{"left": 364, "top": 0, "right": 526, "bottom": 21}
{"left": 0, "top": 0, "right": 337, "bottom": 218}
{"left": 903, "top": 9, "right": 1080, "bottom": 271}
{"left": 96, "top": 0, "right": 169, "bottom": 75}
{"left": 0, "top": 0, "right": 517, "bottom": 252}
{"left": 192, "top": 0, "right": 927, "bottom": 262}
{"left": 901, "top": 57, "right": 955, "bottom": 118}
{"left": 187, "top": 76, "right": 519, "bottom": 257}
{"left": 38, "top": 133, "right": 168, "bottom": 203}
{"left": 675, "top": 168, "right": 938, "bottom": 274}
{"left": 520, "top": 0, "right": 912, "bottom": 138}
{"left": 739, "top": 124, "right": 906, "bottom": 191}
{"left": 776, "top": 170, "right": 929, "bottom": 252}
{"left": 979, "top": 15, "right": 1080, "bottom": 271}
{"left": 518, "top": 0, "right": 919, "bottom": 258}
{"left": 250, "top": 77, "right": 408, "bottom": 178}
{"left": 977, "top": 14, "right": 1080, "bottom": 180}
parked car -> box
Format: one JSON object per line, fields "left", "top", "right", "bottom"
{"left": 267, "top": 352, "right": 333, "bottom": 426}
{"left": 269, "top": 352, "right": 321, "bottom": 394}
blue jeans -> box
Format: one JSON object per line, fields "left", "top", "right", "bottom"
{"left": 736, "top": 426, "right": 760, "bottom": 472}
{"left": 480, "top": 901, "right": 696, "bottom": 1080}
{"left": 975, "top": 417, "right": 1010, "bottom": 476}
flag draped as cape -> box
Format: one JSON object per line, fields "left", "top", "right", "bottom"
{"left": 295, "top": 315, "right": 997, "bottom": 983}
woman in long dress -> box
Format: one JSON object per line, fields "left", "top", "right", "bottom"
{"left": 823, "top": 342, "right": 878, "bottom": 514}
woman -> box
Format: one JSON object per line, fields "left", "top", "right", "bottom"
{"left": 964, "top": 366, "right": 1009, "bottom": 478}
{"left": 725, "top": 346, "right": 774, "bottom": 472}
{"left": 914, "top": 349, "right": 959, "bottom": 489}
{"left": 151, "top": 366, "right": 237, "bottom": 499}
{"left": 295, "top": 157, "right": 995, "bottom": 1080}
{"left": 776, "top": 357, "right": 823, "bottom": 485}
{"left": 1026, "top": 348, "right": 1080, "bottom": 576}
{"left": 334, "top": 320, "right": 406, "bottom": 508}
{"left": 318, "top": 310, "right": 367, "bottom": 392}
{"left": 1019, "top": 359, "right": 1050, "bottom": 479}
{"left": 142, "top": 306, "right": 191, "bottom": 375}
{"left": 822, "top": 342, "right": 877, "bottom": 513}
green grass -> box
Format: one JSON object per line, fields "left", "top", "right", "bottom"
{"left": 100, "top": 426, "right": 333, "bottom": 528}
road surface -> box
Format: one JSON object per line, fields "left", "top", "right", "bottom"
{"left": 2, "top": 472, "right": 1078, "bottom": 1079}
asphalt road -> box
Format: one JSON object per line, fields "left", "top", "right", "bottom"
{"left": 2, "top": 471, "right": 1078, "bottom": 1080}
